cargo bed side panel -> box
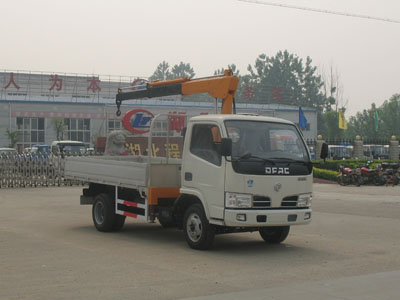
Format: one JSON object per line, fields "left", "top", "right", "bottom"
{"left": 64, "top": 157, "right": 148, "bottom": 188}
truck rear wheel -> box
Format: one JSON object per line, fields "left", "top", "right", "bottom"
{"left": 92, "top": 193, "right": 125, "bottom": 232}
{"left": 183, "top": 203, "right": 215, "bottom": 250}
{"left": 259, "top": 226, "right": 290, "bottom": 244}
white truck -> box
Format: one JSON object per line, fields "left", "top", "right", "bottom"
{"left": 64, "top": 71, "right": 317, "bottom": 249}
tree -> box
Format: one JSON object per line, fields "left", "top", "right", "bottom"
{"left": 150, "top": 61, "right": 196, "bottom": 81}
{"left": 170, "top": 62, "right": 195, "bottom": 79}
{"left": 246, "top": 50, "right": 326, "bottom": 109}
{"left": 149, "top": 61, "right": 171, "bottom": 81}
{"left": 5, "top": 128, "right": 19, "bottom": 148}
{"left": 51, "top": 117, "right": 66, "bottom": 140}
{"left": 320, "top": 64, "right": 347, "bottom": 112}
{"left": 346, "top": 94, "right": 400, "bottom": 141}
{"left": 213, "top": 64, "right": 239, "bottom": 76}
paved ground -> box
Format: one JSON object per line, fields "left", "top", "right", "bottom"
{"left": 0, "top": 184, "right": 399, "bottom": 300}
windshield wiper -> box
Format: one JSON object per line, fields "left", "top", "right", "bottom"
{"left": 269, "top": 157, "right": 310, "bottom": 165}
{"left": 236, "top": 152, "right": 276, "bottom": 165}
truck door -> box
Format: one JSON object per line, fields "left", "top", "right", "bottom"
{"left": 183, "top": 124, "right": 225, "bottom": 219}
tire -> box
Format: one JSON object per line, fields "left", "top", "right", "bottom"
{"left": 183, "top": 203, "right": 215, "bottom": 250}
{"left": 373, "top": 176, "right": 385, "bottom": 186}
{"left": 353, "top": 175, "right": 362, "bottom": 187}
{"left": 112, "top": 215, "right": 126, "bottom": 231}
{"left": 259, "top": 226, "right": 290, "bottom": 244}
{"left": 338, "top": 175, "right": 348, "bottom": 186}
{"left": 92, "top": 193, "right": 125, "bottom": 232}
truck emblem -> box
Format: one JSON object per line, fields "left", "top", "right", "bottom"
{"left": 247, "top": 180, "right": 254, "bottom": 187}
{"left": 274, "top": 183, "right": 282, "bottom": 192}
{"left": 265, "top": 167, "right": 290, "bottom": 175}
{"left": 122, "top": 109, "right": 154, "bottom": 134}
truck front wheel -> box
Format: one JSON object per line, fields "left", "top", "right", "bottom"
{"left": 259, "top": 226, "right": 290, "bottom": 244}
{"left": 92, "top": 193, "right": 125, "bottom": 232}
{"left": 183, "top": 204, "right": 215, "bottom": 250}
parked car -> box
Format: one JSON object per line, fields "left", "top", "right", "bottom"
{"left": 0, "top": 148, "right": 17, "bottom": 155}
{"left": 328, "top": 145, "right": 353, "bottom": 160}
{"left": 363, "top": 145, "right": 389, "bottom": 159}
{"left": 30, "top": 144, "right": 50, "bottom": 154}
{"left": 50, "top": 140, "right": 87, "bottom": 154}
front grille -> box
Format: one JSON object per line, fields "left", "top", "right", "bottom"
{"left": 253, "top": 196, "right": 271, "bottom": 208}
{"left": 282, "top": 195, "right": 298, "bottom": 207}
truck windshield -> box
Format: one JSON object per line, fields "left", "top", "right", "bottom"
{"left": 225, "top": 120, "right": 310, "bottom": 162}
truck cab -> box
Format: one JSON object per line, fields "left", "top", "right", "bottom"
{"left": 180, "top": 114, "right": 312, "bottom": 237}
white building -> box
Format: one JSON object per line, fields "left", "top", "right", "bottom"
{"left": 0, "top": 70, "right": 317, "bottom": 152}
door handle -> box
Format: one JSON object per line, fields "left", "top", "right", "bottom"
{"left": 185, "top": 172, "right": 193, "bottom": 181}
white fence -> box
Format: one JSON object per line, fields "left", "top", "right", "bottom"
{"left": 0, "top": 153, "right": 86, "bottom": 188}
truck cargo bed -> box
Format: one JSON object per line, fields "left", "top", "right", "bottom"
{"left": 64, "top": 156, "right": 182, "bottom": 189}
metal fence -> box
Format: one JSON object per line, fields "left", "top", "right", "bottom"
{"left": 305, "top": 138, "right": 393, "bottom": 146}
{"left": 0, "top": 153, "right": 86, "bottom": 189}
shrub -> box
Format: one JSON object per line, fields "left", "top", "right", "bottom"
{"left": 313, "top": 167, "right": 339, "bottom": 182}
{"left": 313, "top": 159, "right": 397, "bottom": 171}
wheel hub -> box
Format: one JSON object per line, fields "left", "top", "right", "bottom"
{"left": 94, "top": 201, "right": 105, "bottom": 225}
{"left": 186, "top": 213, "right": 202, "bottom": 242}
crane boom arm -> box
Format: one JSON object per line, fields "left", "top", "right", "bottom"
{"left": 116, "top": 70, "right": 239, "bottom": 116}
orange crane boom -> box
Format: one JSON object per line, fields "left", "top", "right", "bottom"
{"left": 116, "top": 70, "right": 239, "bottom": 116}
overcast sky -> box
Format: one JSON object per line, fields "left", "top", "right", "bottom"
{"left": 1, "top": 0, "right": 399, "bottom": 116}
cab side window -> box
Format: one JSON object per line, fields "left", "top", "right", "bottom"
{"left": 190, "top": 124, "right": 222, "bottom": 166}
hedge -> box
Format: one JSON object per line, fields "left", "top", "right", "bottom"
{"left": 312, "top": 159, "right": 398, "bottom": 171}
{"left": 313, "top": 167, "right": 339, "bottom": 182}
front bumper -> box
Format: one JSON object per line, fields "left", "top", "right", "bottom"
{"left": 224, "top": 208, "right": 312, "bottom": 227}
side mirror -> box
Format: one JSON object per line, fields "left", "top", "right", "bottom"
{"left": 181, "top": 127, "right": 187, "bottom": 138}
{"left": 320, "top": 143, "right": 328, "bottom": 160}
{"left": 221, "top": 138, "right": 232, "bottom": 157}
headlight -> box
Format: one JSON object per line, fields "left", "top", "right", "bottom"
{"left": 225, "top": 193, "right": 252, "bottom": 208}
{"left": 297, "top": 193, "right": 312, "bottom": 207}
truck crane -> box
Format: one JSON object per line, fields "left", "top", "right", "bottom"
{"left": 65, "top": 70, "right": 316, "bottom": 250}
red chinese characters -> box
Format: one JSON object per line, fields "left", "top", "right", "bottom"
{"left": 4, "top": 72, "right": 20, "bottom": 90}
{"left": 49, "top": 74, "right": 63, "bottom": 91}
{"left": 168, "top": 112, "right": 186, "bottom": 133}
{"left": 87, "top": 77, "right": 101, "bottom": 92}
{"left": 272, "top": 87, "right": 283, "bottom": 101}
{"left": 243, "top": 85, "right": 254, "bottom": 100}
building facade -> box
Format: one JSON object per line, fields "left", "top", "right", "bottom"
{"left": 0, "top": 71, "right": 317, "bottom": 152}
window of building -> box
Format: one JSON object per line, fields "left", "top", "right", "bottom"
{"left": 152, "top": 120, "right": 169, "bottom": 137}
{"left": 16, "top": 117, "right": 45, "bottom": 149}
{"left": 108, "top": 119, "right": 122, "bottom": 133}
{"left": 65, "top": 118, "right": 91, "bottom": 144}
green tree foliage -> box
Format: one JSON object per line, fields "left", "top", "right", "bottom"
{"left": 213, "top": 64, "right": 239, "bottom": 76}
{"left": 171, "top": 62, "right": 195, "bottom": 79}
{"left": 51, "top": 117, "right": 66, "bottom": 140}
{"left": 246, "top": 50, "right": 325, "bottom": 109}
{"left": 377, "top": 94, "right": 400, "bottom": 138}
{"left": 346, "top": 94, "right": 400, "bottom": 141}
{"left": 150, "top": 61, "right": 195, "bottom": 81}
{"left": 5, "top": 128, "right": 19, "bottom": 148}
{"left": 149, "top": 61, "right": 171, "bottom": 81}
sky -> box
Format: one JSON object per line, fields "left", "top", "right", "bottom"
{"left": 1, "top": 0, "right": 399, "bottom": 117}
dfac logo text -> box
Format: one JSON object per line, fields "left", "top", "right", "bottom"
{"left": 122, "top": 109, "right": 154, "bottom": 134}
